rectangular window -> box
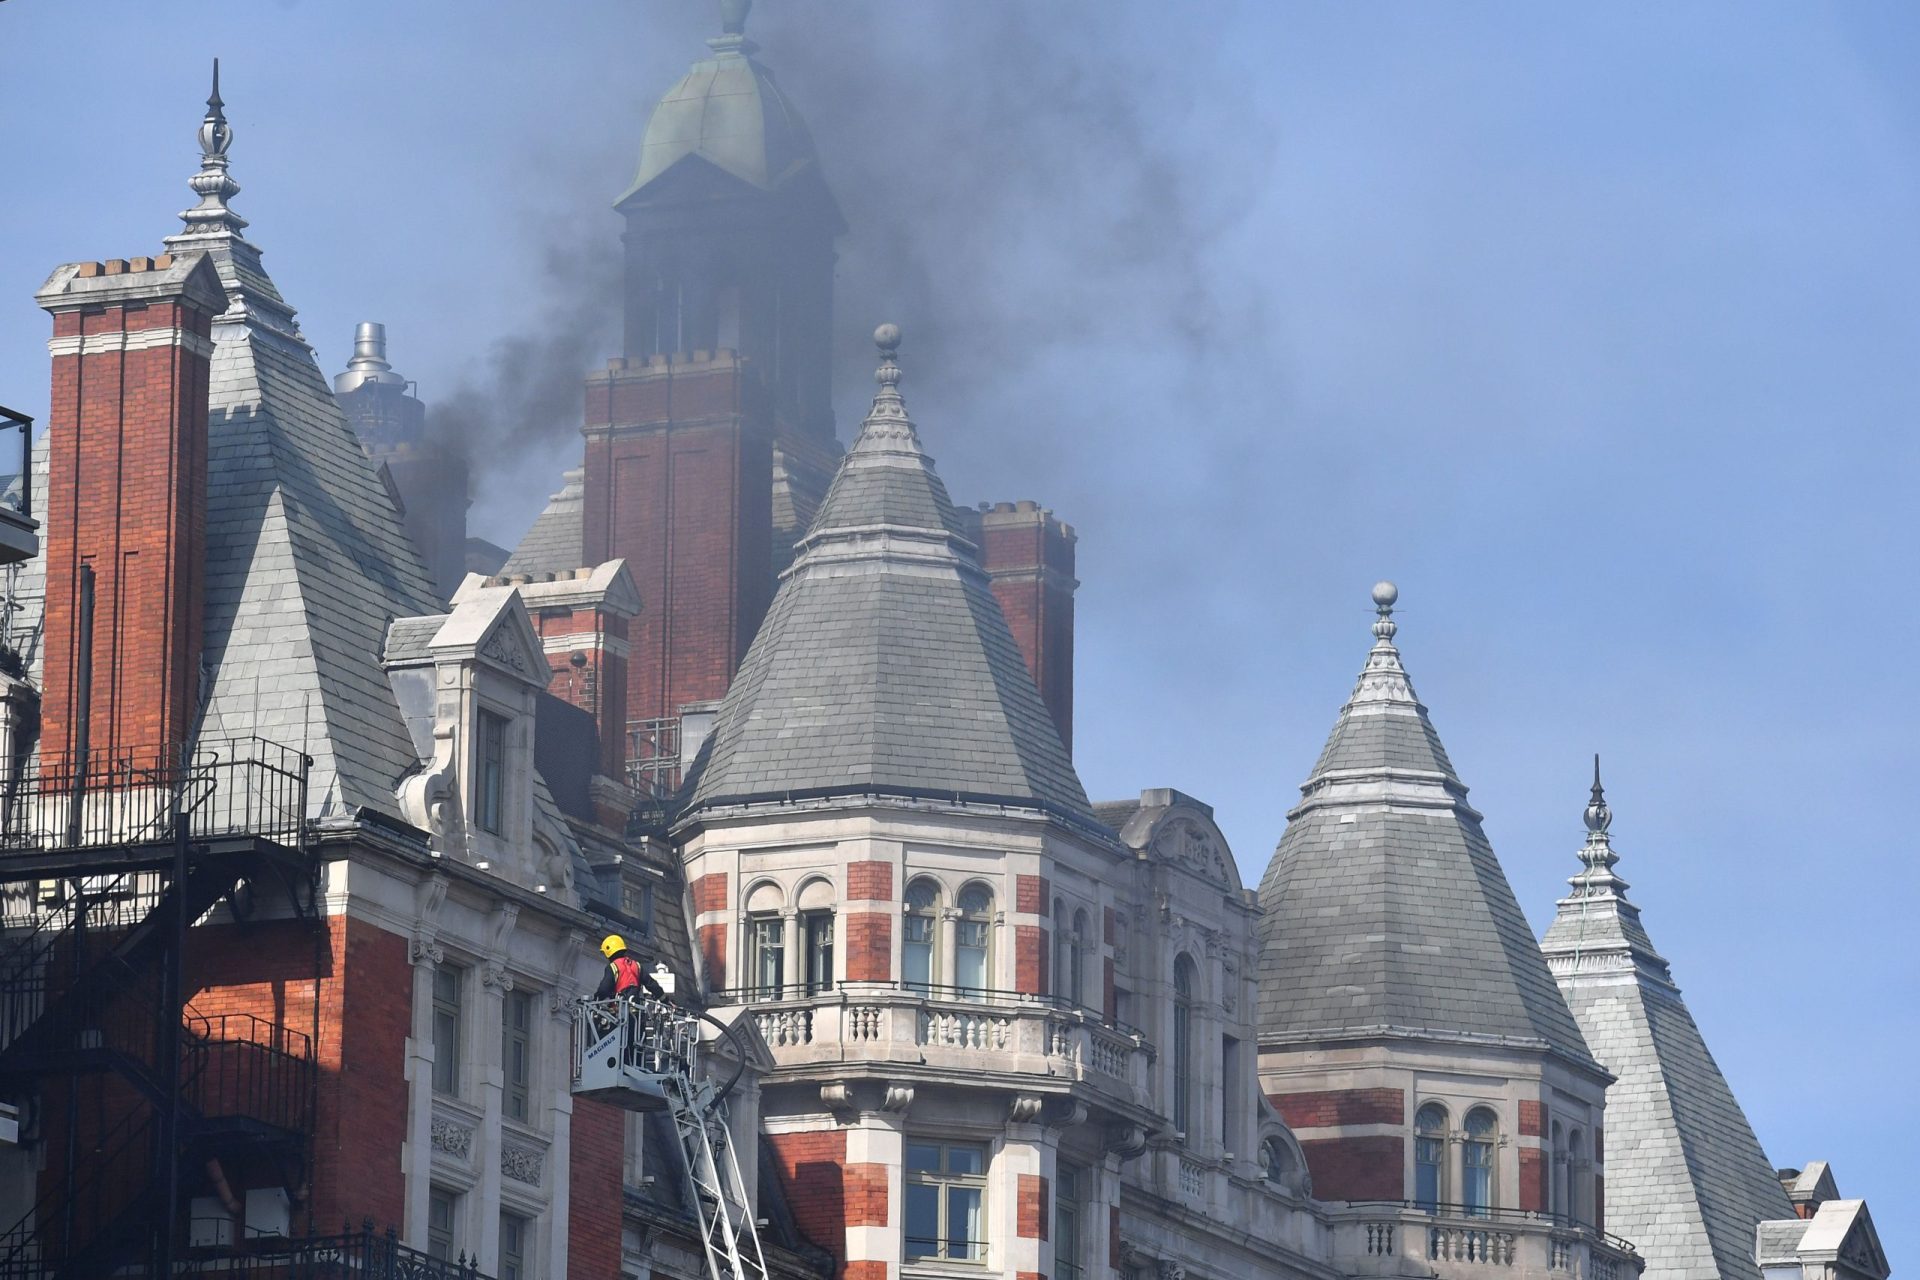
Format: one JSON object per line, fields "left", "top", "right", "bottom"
{"left": 622, "top": 879, "right": 655, "bottom": 936}
{"left": 1054, "top": 1163, "right": 1084, "bottom": 1280}
{"left": 503, "top": 988, "right": 534, "bottom": 1123}
{"left": 1414, "top": 1137, "right": 1445, "bottom": 1212}
{"left": 498, "top": 1210, "right": 529, "bottom": 1280}
{"left": 904, "top": 913, "right": 935, "bottom": 992}
{"left": 955, "top": 917, "right": 988, "bottom": 995}
{"left": 431, "top": 967, "right": 462, "bottom": 1096}
{"left": 904, "top": 1141, "right": 986, "bottom": 1263}
{"left": 477, "top": 710, "right": 508, "bottom": 834}
{"left": 427, "top": 1188, "right": 457, "bottom": 1261}
{"left": 802, "top": 910, "right": 834, "bottom": 995}
{"left": 749, "top": 914, "right": 784, "bottom": 1000}
{"left": 1463, "top": 1140, "right": 1494, "bottom": 1216}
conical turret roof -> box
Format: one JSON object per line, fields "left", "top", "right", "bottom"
{"left": 1542, "top": 766, "right": 1793, "bottom": 1280}
{"left": 1255, "top": 584, "right": 1596, "bottom": 1069}
{"left": 684, "top": 326, "right": 1093, "bottom": 826}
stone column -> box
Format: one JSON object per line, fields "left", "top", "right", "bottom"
{"left": 1002, "top": 1099, "right": 1058, "bottom": 1278}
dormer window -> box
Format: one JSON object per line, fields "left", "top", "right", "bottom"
{"left": 476, "top": 710, "right": 508, "bottom": 835}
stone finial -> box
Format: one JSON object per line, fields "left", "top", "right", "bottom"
{"left": 854, "top": 322, "right": 917, "bottom": 446}
{"left": 1584, "top": 754, "right": 1612, "bottom": 833}
{"left": 1371, "top": 580, "right": 1398, "bottom": 643}
{"left": 176, "top": 58, "right": 248, "bottom": 239}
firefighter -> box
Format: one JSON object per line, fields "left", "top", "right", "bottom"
{"left": 596, "top": 934, "right": 668, "bottom": 1002}
{"left": 596, "top": 934, "right": 668, "bottom": 1069}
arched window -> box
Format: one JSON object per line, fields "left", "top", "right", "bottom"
{"left": 1172, "top": 955, "right": 1197, "bottom": 1138}
{"left": 1414, "top": 1103, "right": 1448, "bottom": 1211}
{"left": 798, "top": 879, "right": 835, "bottom": 996}
{"left": 904, "top": 878, "right": 940, "bottom": 993}
{"left": 955, "top": 884, "right": 993, "bottom": 996}
{"left": 745, "top": 881, "right": 786, "bottom": 1001}
{"left": 1463, "top": 1107, "right": 1499, "bottom": 1216}
{"left": 1070, "top": 909, "right": 1091, "bottom": 1010}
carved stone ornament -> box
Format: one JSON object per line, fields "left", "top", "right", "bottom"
{"left": 409, "top": 935, "right": 445, "bottom": 966}
{"left": 481, "top": 627, "right": 530, "bottom": 674}
{"left": 429, "top": 1116, "right": 474, "bottom": 1161}
{"left": 1156, "top": 1260, "right": 1188, "bottom": 1280}
{"left": 882, "top": 1085, "right": 916, "bottom": 1114}
{"left": 481, "top": 961, "right": 514, "bottom": 992}
{"left": 1104, "top": 1124, "right": 1149, "bottom": 1160}
{"left": 819, "top": 1083, "right": 855, "bottom": 1114}
{"left": 1007, "top": 1095, "right": 1045, "bottom": 1124}
{"left": 500, "top": 1144, "right": 545, "bottom": 1185}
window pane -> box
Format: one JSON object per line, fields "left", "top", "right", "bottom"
{"left": 905, "top": 939, "right": 933, "bottom": 990}
{"left": 946, "top": 1145, "right": 982, "bottom": 1176}
{"left": 947, "top": 1186, "right": 982, "bottom": 1260}
{"left": 904, "top": 1184, "right": 939, "bottom": 1259}
{"left": 905, "top": 1143, "right": 941, "bottom": 1173}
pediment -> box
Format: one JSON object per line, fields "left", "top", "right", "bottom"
{"left": 1802, "top": 1200, "right": 1889, "bottom": 1280}
{"left": 429, "top": 587, "right": 547, "bottom": 689}
{"left": 1148, "top": 811, "right": 1241, "bottom": 892}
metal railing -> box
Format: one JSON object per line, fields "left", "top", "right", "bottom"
{"left": 175, "top": 1219, "right": 492, "bottom": 1279}
{"left": 185, "top": 1012, "right": 316, "bottom": 1137}
{"left": 625, "top": 717, "right": 680, "bottom": 800}
{"left": 0, "top": 737, "right": 309, "bottom": 855}
{"left": 0, "top": 407, "right": 29, "bottom": 523}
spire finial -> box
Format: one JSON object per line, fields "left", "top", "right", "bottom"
{"left": 710, "top": 0, "right": 757, "bottom": 54}
{"left": 172, "top": 57, "right": 247, "bottom": 241}
{"left": 1585, "top": 754, "right": 1611, "bottom": 833}
{"left": 852, "top": 323, "right": 917, "bottom": 446}
{"left": 1370, "top": 580, "right": 1398, "bottom": 643}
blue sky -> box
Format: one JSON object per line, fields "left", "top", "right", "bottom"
{"left": 4, "top": 0, "right": 1913, "bottom": 1261}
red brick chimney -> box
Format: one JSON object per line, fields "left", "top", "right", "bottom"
{"left": 973, "top": 501, "right": 1078, "bottom": 753}
{"left": 35, "top": 254, "right": 226, "bottom": 761}
{"left": 581, "top": 351, "right": 774, "bottom": 731}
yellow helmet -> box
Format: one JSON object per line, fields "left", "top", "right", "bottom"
{"left": 600, "top": 934, "right": 627, "bottom": 959}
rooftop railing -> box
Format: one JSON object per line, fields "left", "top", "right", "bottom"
{"left": 0, "top": 737, "right": 309, "bottom": 856}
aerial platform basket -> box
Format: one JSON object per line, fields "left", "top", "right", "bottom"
{"left": 569, "top": 996, "right": 695, "bottom": 1112}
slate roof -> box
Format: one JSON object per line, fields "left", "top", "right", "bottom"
{"left": 1542, "top": 775, "right": 1793, "bottom": 1280}
{"left": 1255, "top": 587, "right": 1596, "bottom": 1070}
{"left": 684, "top": 332, "right": 1092, "bottom": 826}
{"left": 172, "top": 218, "right": 441, "bottom": 818}
{"left": 500, "top": 467, "right": 584, "bottom": 577}
{"left": 16, "top": 108, "right": 442, "bottom": 821}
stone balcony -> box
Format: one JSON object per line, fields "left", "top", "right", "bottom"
{"left": 1326, "top": 1203, "right": 1643, "bottom": 1280}
{"left": 719, "top": 982, "right": 1154, "bottom": 1112}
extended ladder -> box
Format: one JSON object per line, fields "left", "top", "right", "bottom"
{"left": 571, "top": 998, "right": 769, "bottom": 1280}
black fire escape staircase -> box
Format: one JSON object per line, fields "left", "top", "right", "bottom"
{"left": 0, "top": 738, "right": 320, "bottom": 1280}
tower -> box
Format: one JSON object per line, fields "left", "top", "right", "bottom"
{"left": 1541, "top": 762, "right": 1797, "bottom": 1279}
{"left": 582, "top": 0, "right": 844, "bottom": 741}
{"left": 1255, "top": 584, "right": 1611, "bottom": 1217}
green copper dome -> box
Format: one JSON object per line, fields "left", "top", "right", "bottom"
{"left": 618, "top": 18, "right": 820, "bottom": 204}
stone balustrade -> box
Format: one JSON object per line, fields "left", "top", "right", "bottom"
{"left": 724, "top": 983, "right": 1152, "bottom": 1107}
{"left": 1327, "top": 1204, "right": 1642, "bottom": 1280}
